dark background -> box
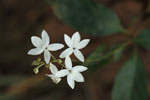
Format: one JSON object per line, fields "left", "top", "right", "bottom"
{"left": 0, "top": 0, "right": 150, "bottom": 100}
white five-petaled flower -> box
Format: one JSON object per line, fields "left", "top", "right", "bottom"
{"left": 55, "top": 56, "right": 88, "bottom": 89}
{"left": 28, "top": 30, "right": 64, "bottom": 64}
{"left": 60, "top": 32, "right": 90, "bottom": 62}
{"left": 46, "top": 63, "right": 61, "bottom": 84}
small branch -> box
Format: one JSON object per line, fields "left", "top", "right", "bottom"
{"left": 50, "top": 53, "right": 65, "bottom": 68}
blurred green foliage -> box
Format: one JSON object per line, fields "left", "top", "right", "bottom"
{"left": 134, "top": 29, "right": 150, "bottom": 50}
{"left": 85, "top": 43, "right": 126, "bottom": 71}
{"left": 110, "top": 44, "right": 125, "bottom": 62}
{"left": 112, "top": 54, "right": 148, "bottom": 100}
{"left": 84, "top": 44, "right": 111, "bottom": 71}
{"left": 49, "top": 0, "right": 124, "bottom": 36}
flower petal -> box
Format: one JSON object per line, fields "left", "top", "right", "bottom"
{"left": 72, "top": 66, "right": 88, "bottom": 72}
{"left": 45, "top": 74, "right": 53, "bottom": 78}
{"left": 31, "top": 36, "right": 42, "bottom": 47}
{"left": 65, "top": 56, "right": 72, "bottom": 70}
{"left": 76, "top": 39, "right": 90, "bottom": 49}
{"left": 42, "top": 30, "right": 50, "bottom": 46}
{"left": 64, "top": 34, "right": 72, "bottom": 47}
{"left": 48, "top": 43, "right": 64, "bottom": 51}
{"left": 67, "top": 74, "right": 75, "bottom": 89}
{"left": 52, "top": 77, "right": 61, "bottom": 84}
{"left": 55, "top": 69, "right": 69, "bottom": 77}
{"left": 74, "top": 49, "right": 84, "bottom": 62}
{"left": 28, "top": 48, "right": 43, "bottom": 55}
{"left": 59, "top": 48, "right": 73, "bottom": 58}
{"left": 46, "top": 74, "right": 61, "bottom": 84}
{"left": 44, "top": 50, "right": 51, "bottom": 64}
{"left": 72, "top": 32, "right": 81, "bottom": 47}
{"left": 50, "top": 63, "right": 58, "bottom": 74}
{"left": 72, "top": 72, "right": 84, "bottom": 82}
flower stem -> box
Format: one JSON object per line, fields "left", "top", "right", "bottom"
{"left": 50, "top": 53, "right": 65, "bottom": 68}
{"left": 38, "top": 63, "right": 45, "bottom": 68}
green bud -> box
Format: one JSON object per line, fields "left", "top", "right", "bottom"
{"left": 57, "top": 59, "right": 62, "bottom": 64}
{"left": 32, "top": 61, "right": 40, "bottom": 66}
{"left": 37, "top": 58, "right": 41, "bottom": 62}
{"left": 33, "top": 67, "right": 39, "bottom": 74}
{"left": 31, "top": 58, "right": 42, "bottom": 66}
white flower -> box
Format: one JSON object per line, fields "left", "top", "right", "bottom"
{"left": 46, "top": 63, "right": 61, "bottom": 84}
{"left": 60, "top": 32, "right": 90, "bottom": 62}
{"left": 28, "top": 30, "right": 64, "bottom": 64}
{"left": 55, "top": 56, "right": 88, "bottom": 89}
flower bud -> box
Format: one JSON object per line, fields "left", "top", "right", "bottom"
{"left": 57, "top": 59, "right": 62, "bottom": 64}
{"left": 33, "top": 67, "right": 39, "bottom": 74}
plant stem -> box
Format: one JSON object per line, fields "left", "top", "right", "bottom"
{"left": 38, "top": 63, "right": 45, "bottom": 69}
{"left": 50, "top": 53, "right": 65, "bottom": 68}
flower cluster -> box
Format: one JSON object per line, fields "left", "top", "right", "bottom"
{"left": 28, "top": 30, "right": 90, "bottom": 89}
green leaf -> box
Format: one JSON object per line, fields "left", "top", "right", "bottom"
{"left": 84, "top": 44, "right": 111, "bottom": 71}
{"left": 110, "top": 44, "right": 125, "bottom": 62}
{"left": 113, "top": 47, "right": 124, "bottom": 62}
{"left": 112, "top": 54, "right": 148, "bottom": 100}
{"left": 50, "top": 0, "right": 124, "bottom": 36}
{"left": 134, "top": 29, "right": 150, "bottom": 50}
